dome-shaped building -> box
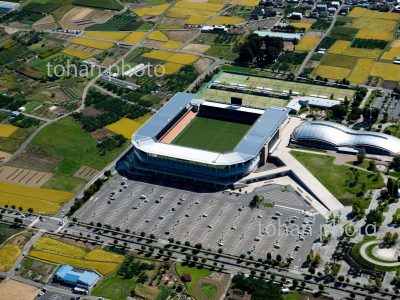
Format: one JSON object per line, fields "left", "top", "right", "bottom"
{"left": 291, "top": 121, "right": 400, "bottom": 156}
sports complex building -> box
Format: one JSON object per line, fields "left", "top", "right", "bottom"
{"left": 291, "top": 121, "right": 400, "bottom": 156}
{"left": 117, "top": 92, "right": 289, "bottom": 187}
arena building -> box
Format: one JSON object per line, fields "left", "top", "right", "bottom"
{"left": 291, "top": 121, "right": 400, "bottom": 156}
{"left": 117, "top": 92, "right": 289, "bottom": 187}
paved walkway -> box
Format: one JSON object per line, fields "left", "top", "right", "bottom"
{"left": 359, "top": 240, "right": 400, "bottom": 267}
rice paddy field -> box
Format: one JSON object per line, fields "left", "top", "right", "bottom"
{"left": 123, "top": 32, "right": 146, "bottom": 44}
{"left": 171, "top": 116, "right": 251, "bottom": 152}
{"left": 316, "top": 7, "right": 400, "bottom": 84}
{"left": 0, "top": 181, "right": 73, "bottom": 214}
{"left": 70, "top": 37, "right": 114, "bottom": 50}
{"left": 209, "top": 16, "right": 245, "bottom": 25}
{"left": 216, "top": 72, "right": 355, "bottom": 99}
{"left": 297, "top": 35, "right": 320, "bottom": 52}
{"left": 106, "top": 114, "right": 152, "bottom": 139}
{"left": 290, "top": 22, "right": 312, "bottom": 31}
{"left": 0, "top": 124, "right": 18, "bottom": 137}
{"left": 84, "top": 31, "right": 128, "bottom": 41}
{"left": 29, "top": 236, "right": 124, "bottom": 275}
{"left": 160, "top": 40, "right": 183, "bottom": 50}
{"left": 148, "top": 31, "right": 169, "bottom": 42}
{"left": 229, "top": 0, "right": 259, "bottom": 6}
{"left": 142, "top": 49, "right": 199, "bottom": 65}
{"left": 0, "top": 245, "right": 21, "bottom": 271}
{"left": 158, "top": 62, "right": 184, "bottom": 74}
{"left": 135, "top": 3, "right": 169, "bottom": 17}
{"left": 63, "top": 48, "right": 94, "bottom": 59}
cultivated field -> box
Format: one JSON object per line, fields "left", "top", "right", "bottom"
{"left": 296, "top": 35, "right": 320, "bottom": 52}
{"left": 84, "top": 31, "right": 128, "bottom": 41}
{"left": 381, "top": 48, "right": 400, "bottom": 61}
{"left": 314, "top": 65, "right": 351, "bottom": 80}
{"left": 159, "top": 40, "right": 183, "bottom": 50}
{"left": 291, "top": 22, "right": 312, "bottom": 31}
{"left": 142, "top": 49, "right": 199, "bottom": 64}
{"left": 29, "top": 236, "right": 124, "bottom": 275}
{"left": 216, "top": 72, "right": 355, "bottom": 99}
{"left": 148, "top": 30, "right": 169, "bottom": 42}
{"left": 106, "top": 115, "right": 152, "bottom": 139}
{"left": 0, "top": 124, "right": 17, "bottom": 137}
{"left": 171, "top": 116, "right": 251, "bottom": 152}
{"left": 158, "top": 62, "right": 184, "bottom": 74}
{"left": 0, "top": 245, "right": 21, "bottom": 271}
{"left": 63, "top": 48, "right": 94, "bottom": 59}
{"left": 73, "top": 165, "right": 98, "bottom": 180}
{"left": 0, "top": 166, "right": 52, "bottom": 187}
{"left": 209, "top": 16, "right": 245, "bottom": 25}
{"left": 123, "top": 32, "right": 146, "bottom": 44}
{"left": 0, "top": 181, "right": 73, "bottom": 214}
{"left": 347, "top": 58, "right": 374, "bottom": 84}
{"left": 135, "top": 3, "right": 169, "bottom": 17}
{"left": 71, "top": 37, "right": 114, "bottom": 50}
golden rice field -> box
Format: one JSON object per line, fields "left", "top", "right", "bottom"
{"left": 123, "top": 32, "right": 146, "bottom": 44}
{"left": 135, "top": 3, "right": 169, "bottom": 17}
{"left": 148, "top": 30, "right": 169, "bottom": 42}
{"left": 84, "top": 31, "right": 128, "bottom": 41}
{"left": 290, "top": 22, "right": 312, "bottom": 31}
{"left": 391, "top": 40, "right": 400, "bottom": 48}
{"left": 71, "top": 37, "right": 114, "bottom": 50}
{"left": 0, "top": 245, "right": 21, "bottom": 272}
{"left": 160, "top": 40, "right": 184, "bottom": 50}
{"left": 296, "top": 35, "right": 320, "bottom": 52}
{"left": 349, "top": 7, "right": 400, "bottom": 20}
{"left": 381, "top": 48, "right": 400, "bottom": 61}
{"left": 173, "top": 1, "right": 223, "bottom": 12}
{"left": 186, "top": 15, "right": 210, "bottom": 25}
{"left": 106, "top": 115, "right": 152, "bottom": 139}
{"left": 0, "top": 124, "right": 17, "bottom": 137}
{"left": 355, "top": 29, "right": 393, "bottom": 41}
{"left": 209, "top": 16, "right": 245, "bottom": 25}
{"left": 142, "top": 49, "right": 173, "bottom": 60}
{"left": 29, "top": 237, "right": 124, "bottom": 275}
{"left": 229, "top": 0, "right": 259, "bottom": 6}
{"left": 157, "top": 62, "right": 184, "bottom": 74}
{"left": 344, "top": 47, "right": 383, "bottom": 59}
{"left": 328, "top": 40, "right": 351, "bottom": 54}
{"left": 0, "top": 181, "right": 73, "bottom": 214}
{"left": 314, "top": 65, "right": 351, "bottom": 80}
{"left": 167, "top": 1, "right": 223, "bottom": 19}
{"left": 347, "top": 58, "right": 374, "bottom": 84}
{"left": 168, "top": 7, "right": 215, "bottom": 19}
{"left": 63, "top": 48, "right": 94, "bottom": 59}
{"left": 370, "top": 62, "right": 400, "bottom": 81}
{"left": 350, "top": 17, "right": 397, "bottom": 32}
{"left": 166, "top": 53, "right": 199, "bottom": 64}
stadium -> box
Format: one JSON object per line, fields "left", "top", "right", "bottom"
{"left": 117, "top": 92, "right": 289, "bottom": 187}
{"left": 291, "top": 121, "right": 400, "bottom": 156}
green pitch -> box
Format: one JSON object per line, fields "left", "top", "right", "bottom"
{"left": 171, "top": 116, "right": 251, "bottom": 153}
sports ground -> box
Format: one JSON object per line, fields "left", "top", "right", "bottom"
{"left": 171, "top": 116, "right": 251, "bottom": 153}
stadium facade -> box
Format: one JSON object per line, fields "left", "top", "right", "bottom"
{"left": 117, "top": 92, "right": 289, "bottom": 187}
{"left": 291, "top": 121, "right": 400, "bottom": 156}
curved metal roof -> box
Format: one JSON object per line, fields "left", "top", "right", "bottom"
{"left": 133, "top": 92, "right": 289, "bottom": 166}
{"left": 292, "top": 121, "right": 400, "bottom": 155}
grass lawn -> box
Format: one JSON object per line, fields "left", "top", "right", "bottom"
{"left": 175, "top": 265, "right": 212, "bottom": 300}
{"left": 290, "top": 151, "right": 384, "bottom": 205}
{"left": 0, "top": 127, "right": 37, "bottom": 154}
{"left": 200, "top": 283, "right": 218, "bottom": 299}
{"left": 282, "top": 292, "right": 300, "bottom": 300}
{"left": 0, "top": 224, "right": 23, "bottom": 245}
{"left": 29, "top": 117, "right": 128, "bottom": 192}
{"left": 92, "top": 273, "right": 136, "bottom": 300}
{"left": 171, "top": 116, "right": 251, "bottom": 153}
{"left": 205, "top": 44, "right": 239, "bottom": 61}
{"left": 141, "top": 94, "right": 162, "bottom": 105}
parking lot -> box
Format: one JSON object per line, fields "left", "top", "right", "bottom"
{"left": 75, "top": 175, "right": 324, "bottom": 267}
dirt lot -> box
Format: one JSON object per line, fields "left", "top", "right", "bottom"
{"left": 162, "top": 17, "right": 187, "bottom": 26}
{"left": 165, "top": 30, "right": 198, "bottom": 42}
{"left": 0, "top": 166, "right": 52, "bottom": 187}
{"left": 193, "top": 57, "right": 213, "bottom": 73}
{"left": 33, "top": 15, "right": 57, "bottom": 30}
{"left": 0, "top": 151, "right": 11, "bottom": 160}
{"left": 7, "top": 231, "right": 33, "bottom": 248}
{"left": 91, "top": 127, "right": 115, "bottom": 139}
{"left": 0, "top": 279, "right": 40, "bottom": 300}
{"left": 182, "top": 43, "right": 211, "bottom": 53}
{"left": 59, "top": 7, "right": 114, "bottom": 30}
{"left": 74, "top": 165, "right": 99, "bottom": 180}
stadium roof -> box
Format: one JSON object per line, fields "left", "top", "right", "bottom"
{"left": 0, "top": 1, "right": 19, "bottom": 9}
{"left": 55, "top": 265, "right": 99, "bottom": 287}
{"left": 133, "top": 92, "right": 289, "bottom": 165}
{"left": 292, "top": 121, "right": 400, "bottom": 156}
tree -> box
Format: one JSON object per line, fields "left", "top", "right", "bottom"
{"left": 357, "top": 153, "right": 365, "bottom": 164}
{"left": 352, "top": 201, "right": 365, "bottom": 218}
{"left": 366, "top": 208, "right": 384, "bottom": 231}
{"left": 313, "top": 252, "right": 321, "bottom": 266}
{"left": 331, "top": 104, "right": 348, "bottom": 118}
{"left": 392, "top": 155, "right": 400, "bottom": 171}
{"left": 28, "top": 208, "right": 33, "bottom": 214}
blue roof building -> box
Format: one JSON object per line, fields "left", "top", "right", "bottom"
{"left": 55, "top": 265, "right": 99, "bottom": 290}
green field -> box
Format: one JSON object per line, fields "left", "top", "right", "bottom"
{"left": 200, "top": 88, "right": 289, "bottom": 108}
{"left": 175, "top": 265, "right": 212, "bottom": 300}
{"left": 0, "top": 224, "right": 23, "bottom": 245}
{"left": 172, "top": 116, "right": 251, "bottom": 153}
{"left": 26, "top": 117, "right": 127, "bottom": 191}
{"left": 73, "top": 0, "right": 123, "bottom": 10}
{"left": 92, "top": 273, "right": 137, "bottom": 300}
{"left": 290, "top": 151, "right": 384, "bottom": 205}
{"left": 321, "top": 53, "right": 358, "bottom": 69}
{"left": 217, "top": 72, "right": 355, "bottom": 100}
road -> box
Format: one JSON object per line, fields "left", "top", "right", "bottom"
{"left": 296, "top": 7, "right": 343, "bottom": 76}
